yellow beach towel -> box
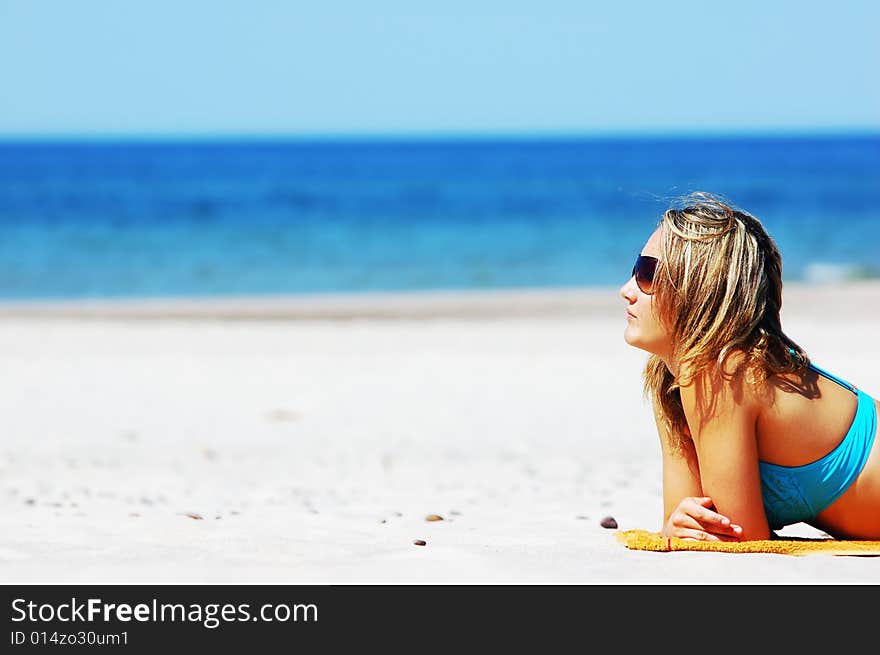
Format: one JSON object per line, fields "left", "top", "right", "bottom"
{"left": 617, "top": 529, "right": 880, "bottom": 556}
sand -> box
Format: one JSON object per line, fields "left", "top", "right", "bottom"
{"left": 1, "top": 282, "right": 879, "bottom": 585}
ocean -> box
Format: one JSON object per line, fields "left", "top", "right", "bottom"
{"left": 0, "top": 135, "right": 877, "bottom": 300}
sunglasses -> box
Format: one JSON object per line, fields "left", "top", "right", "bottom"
{"left": 631, "top": 255, "right": 658, "bottom": 295}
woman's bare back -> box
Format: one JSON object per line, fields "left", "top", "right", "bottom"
{"left": 755, "top": 368, "right": 880, "bottom": 538}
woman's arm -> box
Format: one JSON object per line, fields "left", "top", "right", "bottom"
{"left": 678, "top": 365, "right": 771, "bottom": 541}
{"left": 653, "top": 397, "right": 702, "bottom": 523}
{"left": 654, "top": 398, "right": 742, "bottom": 540}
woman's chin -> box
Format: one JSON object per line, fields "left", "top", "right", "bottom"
{"left": 624, "top": 329, "right": 656, "bottom": 354}
{"left": 623, "top": 326, "right": 641, "bottom": 348}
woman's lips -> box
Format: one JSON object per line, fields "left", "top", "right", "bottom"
{"left": 626, "top": 311, "right": 637, "bottom": 320}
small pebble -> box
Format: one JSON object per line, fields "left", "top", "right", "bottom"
{"left": 24, "top": 498, "right": 35, "bottom": 506}
{"left": 183, "top": 512, "right": 204, "bottom": 520}
{"left": 413, "top": 540, "right": 427, "bottom": 546}
{"left": 449, "top": 509, "right": 462, "bottom": 516}
{"left": 425, "top": 514, "right": 444, "bottom": 521}
{"left": 576, "top": 515, "right": 589, "bottom": 520}
{"left": 600, "top": 516, "right": 618, "bottom": 529}
{"left": 380, "top": 519, "right": 387, "bottom": 524}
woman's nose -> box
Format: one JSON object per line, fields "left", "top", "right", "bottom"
{"left": 619, "top": 276, "right": 637, "bottom": 302}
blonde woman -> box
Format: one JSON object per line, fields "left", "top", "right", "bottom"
{"left": 620, "top": 193, "right": 880, "bottom": 541}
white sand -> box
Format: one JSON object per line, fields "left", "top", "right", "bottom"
{"left": 2, "top": 282, "right": 880, "bottom": 584}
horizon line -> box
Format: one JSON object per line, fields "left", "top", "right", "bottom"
{"left": 1, "top": 126, "right": 878, "bottom": 143}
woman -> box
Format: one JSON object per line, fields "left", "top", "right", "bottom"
{"left": 619, "top": 192, "right": 880, "bottom": 541}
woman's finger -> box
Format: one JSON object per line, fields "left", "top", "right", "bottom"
{"left": 673, "top": 511, "right": 742, "bottom": 538}
{"left": 673, "top": 528, "right": 741, "bottom": 543}
{"left": 682, "top": 499, "right": 742, "bottom": 536}
{"left": 691, "top": 507, "right": 742, "bottom": 535}
{"left": 674, "top": 528, "right": 724, "bottom": 542}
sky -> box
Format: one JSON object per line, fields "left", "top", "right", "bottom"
{"left": 1, "top": 0, "right": 878, "bottom": 138}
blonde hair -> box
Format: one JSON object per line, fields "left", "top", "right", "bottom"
{"left": 643, "top": 192, "right": 808, "bottom": 450}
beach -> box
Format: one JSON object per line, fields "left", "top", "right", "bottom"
{"left": 1, "top": 282, "right": 879, "bottom": 585}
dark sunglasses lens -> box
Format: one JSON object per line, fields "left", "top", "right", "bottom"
{"left": 633, "top": 256, "right": 657, "bottom": 294}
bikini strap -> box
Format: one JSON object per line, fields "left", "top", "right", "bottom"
{"left": 806, "top": 361, "right": 859, "bottom": 394}
{"left": 787, "top": 347, "right": 858, "bottom": 394}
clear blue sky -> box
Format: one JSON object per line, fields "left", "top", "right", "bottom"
{"left": 1, "top": 0, "right": 877, "bottom": 137}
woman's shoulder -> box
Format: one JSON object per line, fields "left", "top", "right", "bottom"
{"left": 679, "top": 349, "right": 752, "bottom": 389}
{"left": 678, "top": 349, "right": 764, "bottom": 416}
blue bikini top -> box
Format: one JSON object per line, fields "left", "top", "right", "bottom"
{"left": 758, "top": 355, "right": 876, "bottom": 530}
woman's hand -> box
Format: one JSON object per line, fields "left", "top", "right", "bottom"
{"left": 662, "top": 496, "right": 743, "bottom": 541}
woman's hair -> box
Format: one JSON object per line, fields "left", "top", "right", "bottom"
{"left": 643, "top": 192, "right": 809, "bottom": 450}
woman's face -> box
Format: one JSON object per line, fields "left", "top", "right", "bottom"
{"left": 619, "top": 227, "right": 672, "bottom": 358}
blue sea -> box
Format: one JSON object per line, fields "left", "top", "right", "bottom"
{"left": 0, "top": 135, "right": 877, "bottom": 300}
